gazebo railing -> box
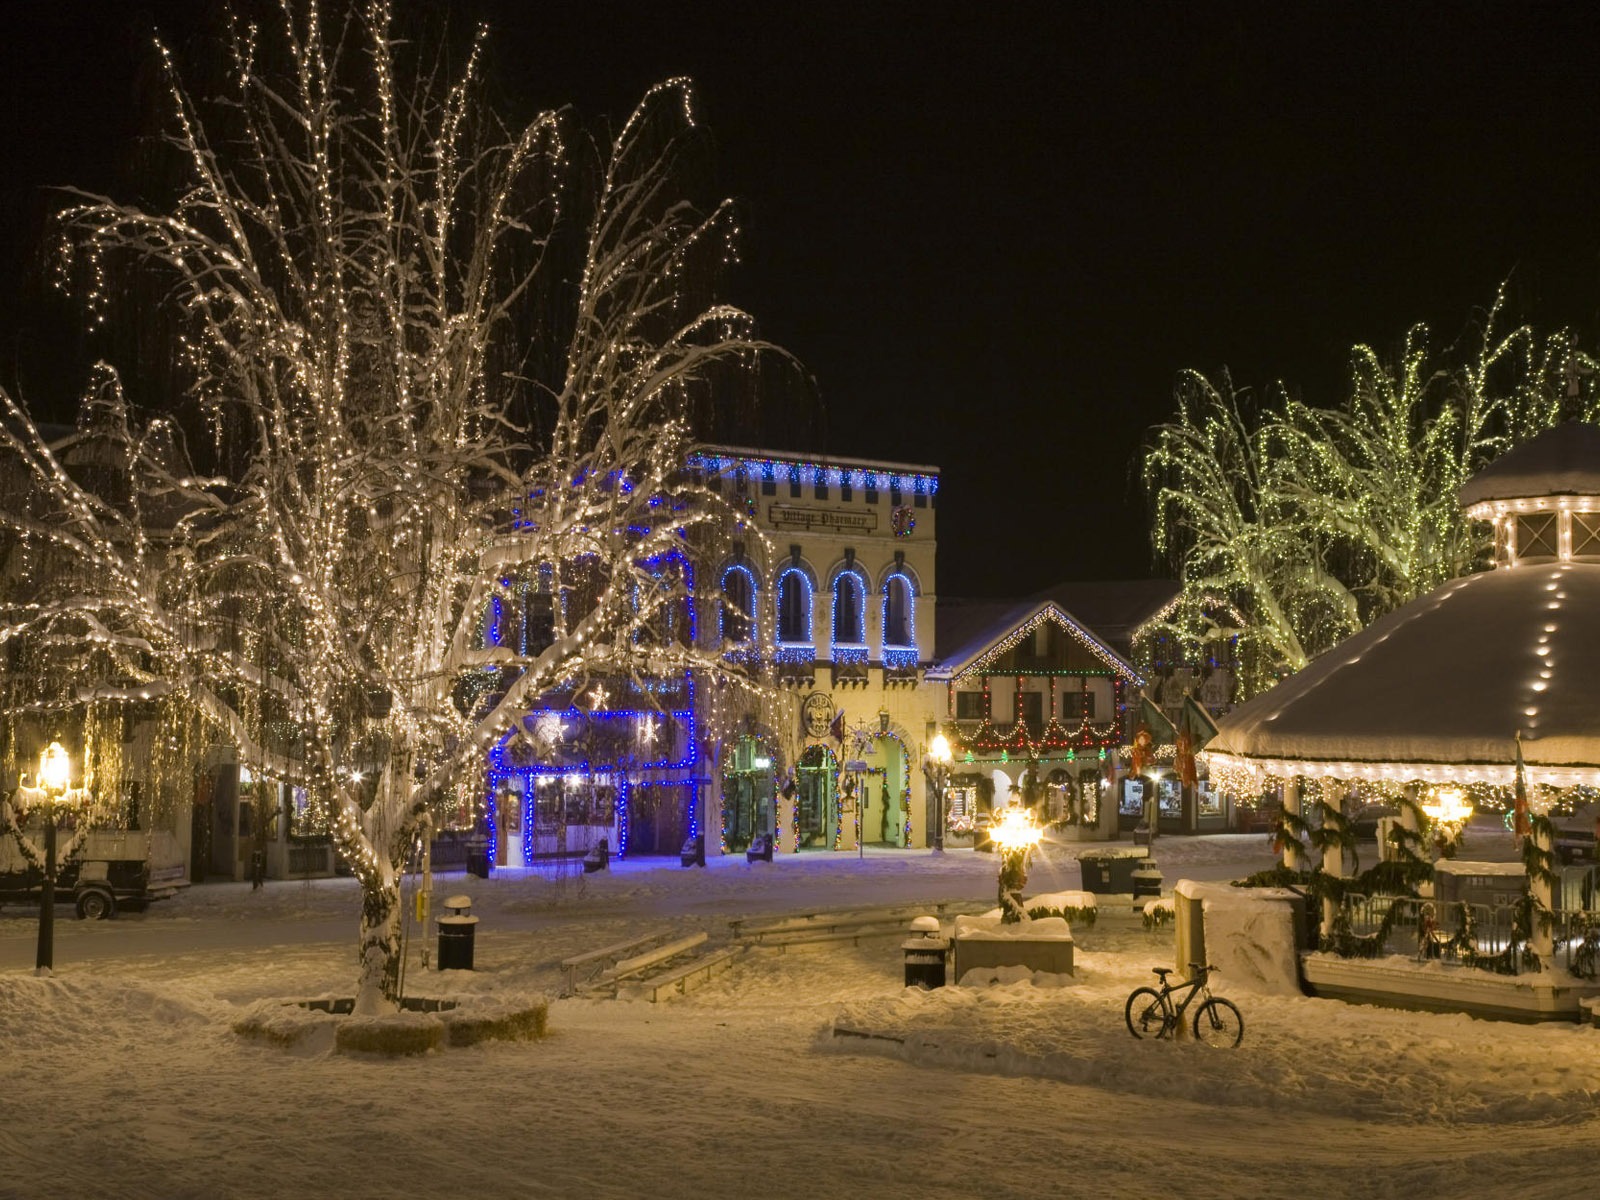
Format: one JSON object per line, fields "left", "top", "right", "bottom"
{"left": 1337, "top": 894, "right": 1600, "bottom": 977}
{"left": 1336, "top": 895, "right": 1526, "bottom": 974}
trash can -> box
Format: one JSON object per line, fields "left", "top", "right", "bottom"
{"left": 903, "top": 916, "right": 948, "bottom": 989}
{"left": 1080, "top": 850, "right": 1147, "bottom": 894}
{"left": 466, "top": 844, "right": 491, "bottom": 879}
{"left": 1131, "top": 861, "right": 1164, "bottom": 900}
{"left": 583, "top": 839, "right": 610, "bottom": 874}
{"left": 437, "top": 895, "right": 478, "bottom": 971}
{"left": 745, "top": 834, "right": 773, "bottom": 864}
{"left": 680, "top": 834, "right": 706, "bottom": 868}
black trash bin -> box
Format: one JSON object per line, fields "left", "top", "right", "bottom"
{"left": 903, "top": 917, "right": 948, "bottom": 989}
{"left": 745, "top": 834, "right": 773, "bottom": 864}
{"left": 1080, "top": 850, "right": 1147, "bottom": 894}
{"left": 680, "top": 834, "right": 706, "bottom": 868}
{"left": 466, "top": 845, "right": 491, "bottom": 879}
{"left": 437, "top": 895, "right": 478, "bottom": 971}
{"left": 583, "top": 839, "right": 610, "bottom": 874}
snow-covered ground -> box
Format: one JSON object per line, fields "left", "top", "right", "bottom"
{"left": 1, "top": 835, "right": 1591, "bottom": 1200}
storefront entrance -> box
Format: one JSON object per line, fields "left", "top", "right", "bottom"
{"left": 796, "top": 745, "right": 838, "bottom": 849}
{"left": 721, "top": 737, "right": 776, "bottom": 852}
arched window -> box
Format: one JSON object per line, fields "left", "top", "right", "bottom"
{"left": 883, "top": 573, "right": 914, "bottom": 648}
{"left": 777, "top": 567, "right": 812, "bottom": 645}
{"left": 832, "top": 571, "right": 865, "bottom": 646}
{"left": 721, "top": 565, "right": 756, "bottom": 644}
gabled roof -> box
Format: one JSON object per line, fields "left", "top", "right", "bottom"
{"left": 932, "top": 579, "right": 1178, "bottom": 683}
{"left": 930, "top": 587, "right": 1159, "bottom": 686}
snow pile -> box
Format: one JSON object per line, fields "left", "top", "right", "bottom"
{"left": 1180, "top": 880, "right": 1304, "bottom": 996}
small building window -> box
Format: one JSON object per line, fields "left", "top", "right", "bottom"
{"left": 955, "top": 690, "right": 984, "bottom": 720}
{"left": 1516, "top": 512, "right": 1557, "bottom": 559}
{"left": 761, "top": 478, "right": 776, "bottom": 496}
{"left": 777, "top": 569, "right": 811, "bottom": 644}
{"left": 833, "top": 572, "right": 865, "bottom": 645}
{"left": 840, "top": 481, "right": 853, "bottom": 502}
{"left": 883, "top": 573, "right": 914, "bottom": 648}
{"left": 721, "top": 566, "right": 756, "bottom": 644}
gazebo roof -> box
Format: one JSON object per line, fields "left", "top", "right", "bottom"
{"left": 1458, "top": 421, "right": 1600, "bottom": 510}
{"left": 1203, "top": 562, "right": 1600, "bottom": 787}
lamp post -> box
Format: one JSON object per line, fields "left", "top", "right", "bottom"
{"left": 34, "top": 741, "right": 76, "bottom": 977}
{"left": 924, "top": 731, "right": 953, "bottom": 854}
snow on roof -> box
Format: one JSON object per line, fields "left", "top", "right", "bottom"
{"left": 1203, "top": 561, "right": 1600, "bottom": 785}
{"left": 1458, "top": 421, "right": 1600, "bottom": 508}
{"left": 933, "top": 579, "right": 1178, "bottom": 675}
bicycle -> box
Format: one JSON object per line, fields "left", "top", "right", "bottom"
{"left": 1124, "top": 962, "right": 1244, "bottom": 1047}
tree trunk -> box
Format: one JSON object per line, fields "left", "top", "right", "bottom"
{"left": 354, "top": 875, "right": 402, "bottom": 1015}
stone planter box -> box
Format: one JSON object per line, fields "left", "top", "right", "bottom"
{"left": 951, "top": 914, "right": 1074, "bottom": 984}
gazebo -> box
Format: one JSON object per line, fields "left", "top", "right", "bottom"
{"left": 1201, "top": 421, "right": 1600, "bottom": 1007}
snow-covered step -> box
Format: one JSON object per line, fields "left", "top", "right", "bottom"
{"left": 635, "top": 947, "right": 742, "bottom": 1002}
{"left": 594, "top": 932, "right": 709, "bottom": 991}
{"left": 561, "top": 929, "right": 676, "bottom": 994}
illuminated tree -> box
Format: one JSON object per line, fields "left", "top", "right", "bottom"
{"left": 1146, "top": 290, "right": 1578, "bottom": 698}
{"left": 1, "top": 0, "right": 781, "bottom": 1011}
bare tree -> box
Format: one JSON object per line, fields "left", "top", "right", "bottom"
{"left": 2, "top": 0, "right": 783, "bottom": 1011}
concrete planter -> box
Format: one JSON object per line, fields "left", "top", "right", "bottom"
{"left": 951, "top": 914, "right": 1074, "bottom": 984}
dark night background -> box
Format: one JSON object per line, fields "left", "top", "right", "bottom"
{"left": 3, "top": 1, "right": 1600, "bottom": 595}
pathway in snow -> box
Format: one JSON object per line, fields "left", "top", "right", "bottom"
{"left": 0, "top": 837, "right": 1584, "bottom": 1200}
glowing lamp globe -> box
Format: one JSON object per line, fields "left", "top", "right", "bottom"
{"left": 929, "top": 732, "right": 952, "bottom": 766}
{"left": 1422, "top": 787, "right": 1472, "bottom": 826}
{"left": 38, "top": 742, "right": 71, "bottom": 793}
{"left": 989, "top": 807, "right": 1044, "bottom": 854}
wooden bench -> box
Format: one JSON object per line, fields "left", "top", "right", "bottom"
{"left": 560, "top": 930, "right": 676, "bottom": 995}
{"left": 636, "top": 947, "right": 741, "bottom": 1002}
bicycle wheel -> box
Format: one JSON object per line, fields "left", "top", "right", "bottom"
{"left": 1125, "top": 987, "right": 1167, "bottom": 1039}
{"left": 1192, "top": 997, "right": 1244, "bottom": 1047}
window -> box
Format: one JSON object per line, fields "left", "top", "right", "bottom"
{"left": 721, "top": 566, "right": 755, "bottom": 643}
{"left": 777, "top": 568, "right": 811, "bottom": 644}
{"left": 955, "top": 690, "right": 984, "bottom": 720}
{"left": 889, "top": 483, "right": 902, "bottom": 506}
{"left": 815, "top": 481, "right": 829, "bottom": 501}
{"left": 840, "top": 480, "right": 853, "bottom": 502}
{"left": 883, "top": 573, "right": 914, "bottom": 647}
{"left": 761, "top": 478, "right": 776, "bottom": 496}
{"left": 914, "top": 491, "right": 927, "bottom": 508}
{"left": 832, "top": 571, "right": 865, "bottom": 645}
{"left": 789, "top": 477, "right": 802, "bottom": 498}
{"left": 1574, "top": 512, "right": 1600, "bottom": 557}
{"left": 865, "top": 486, "right": 878, "bottom": 504}
{"left": 1516, "top": 512, "right": 1557, "bottom": 558}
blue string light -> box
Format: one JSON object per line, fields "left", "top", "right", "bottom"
{"left": 688, "top": 450, "right": 939, "bottom": 497}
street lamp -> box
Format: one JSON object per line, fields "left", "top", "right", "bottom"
{"left": 924, "top": 731, "right": 953, "bottom": 854}
{"left": 33, "top": 741, "right": 79, "bottom": 977}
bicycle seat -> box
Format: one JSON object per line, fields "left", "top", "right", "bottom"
{"left": 1151, "top": 967, "right": 1173, "bottom": 978}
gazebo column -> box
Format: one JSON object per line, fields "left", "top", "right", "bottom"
{"left": 1282, "top": 779, "right": 1304, "bottom": 873}
{"left": 1320, "top": 828, "right": 1342, "bottom": 943}
{"left": 1532, "top": 820, "right": 1555, "bottom": 962}
{"left": 1399, "top": 783, "right": 1420, "bottom": 863}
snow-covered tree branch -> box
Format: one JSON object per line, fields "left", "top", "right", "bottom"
{"left": 2, "top": 0, "right": 790, "bottom": 1011}
{"left": 1145, "top": 287, "right": 1577, "bottom": 698}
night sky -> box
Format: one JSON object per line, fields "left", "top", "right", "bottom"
{"left": 4, "top": 1, "right": 1600, "bottom": 595}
